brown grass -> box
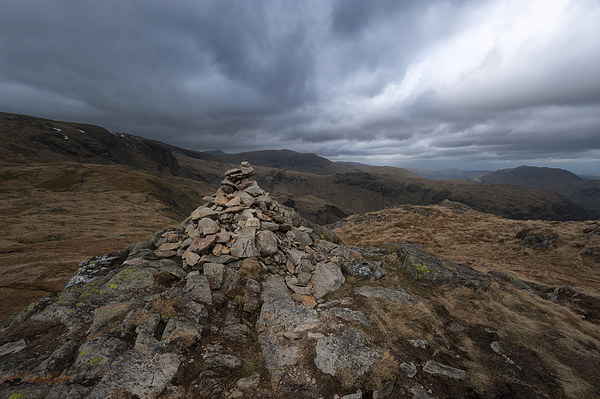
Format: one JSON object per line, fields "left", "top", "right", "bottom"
{"left": 333, "top": 205, "right": 600, "bottom": 296}
{"left": 0, "top": 161, "right": 213, "bottom": 323}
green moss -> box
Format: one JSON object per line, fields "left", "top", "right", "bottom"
{"left": 8, "top": 392, "right": 28, "bottom": 399}
{"left": 89, "top": 356, "right": 102, "bottom": 366}
{"left": 411, "top": 261, "right": 431, "bottom": 280}
{"left": 79, "top": 350, "right": 87, "bottom": 356}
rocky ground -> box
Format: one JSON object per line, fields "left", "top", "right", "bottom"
{"left": 1, "top": 164, "right": 599, "bottom": 398}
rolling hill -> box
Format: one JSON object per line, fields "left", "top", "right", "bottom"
{"left": 478, "top": 166, "right": 600, "bottom": 214}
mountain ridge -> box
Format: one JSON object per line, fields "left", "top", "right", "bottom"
{"left": 1, "top": 111, "right": 598, "bottom": 222}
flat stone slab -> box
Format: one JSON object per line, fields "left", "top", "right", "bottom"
{"left": 422, "top": 360, "right": 466, "bottom": 379}
{"left": 314, "top": 330, "right": 382, "bottom": 376}
{"left": 87, "top": 350, "right": 181, "bottom": 399}
{"left": 325, "top": 307, "right": 370, "bottom": 326}
{"left": 257, "top": 276, "right": 319, "bottom": 333}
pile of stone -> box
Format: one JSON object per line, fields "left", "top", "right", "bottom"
{"left": 151, "top": 161, "right": 383, "bottom": 307}
{"left": 0, "top": 162, "right": 398, "bottom": 399}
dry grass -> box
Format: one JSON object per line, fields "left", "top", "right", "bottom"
{"left": 0, "top": 161, "right": 213, "bottom": 323}
{"left": 334, "top": 205, "right": 600, "bottom": 296}
{"left": 333, "top": 205, "right": 600, "bottom": 397}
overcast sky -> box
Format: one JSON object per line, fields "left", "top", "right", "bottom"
{"left": 1, "top": 0, "right": 599, "bottom": 174}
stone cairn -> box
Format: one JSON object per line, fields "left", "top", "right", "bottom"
{"left": 0, "top": 162, "right": 394, "bottom": 399}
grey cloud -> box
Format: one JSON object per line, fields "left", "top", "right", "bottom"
{"left": 0, "top": 0, "right": 599, "bottom": 174}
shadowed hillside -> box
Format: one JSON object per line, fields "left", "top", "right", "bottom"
{"left": 479, "top": 165, "right": 600, "bottom": 214}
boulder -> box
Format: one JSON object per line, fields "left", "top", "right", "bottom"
{"left": 314, "top": 330, "right": 382, "bottom": 376}
{"left": 311, "top": 262, "right": 345, "bottom": 300}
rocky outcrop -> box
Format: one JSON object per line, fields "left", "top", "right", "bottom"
{"left": 0, "top": 162, "right": 394, "bottom": 398}
{"left": 393, "top": 241, "right": 490, "bottom": 290}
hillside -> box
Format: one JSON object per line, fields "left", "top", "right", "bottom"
{"left": 2, "top": 111, "right": 597, "bottom": 223}
{"left": 1, "top": 112, "right": 598, "bottom": 321}
{"left": 408, "top": 168, "right": 490, "bottom": 180}
{"left": 1, "top": 164, "right": 599, "bottom": 398}
{"left": 478, "top": 166, "right": 600, "bottom": 214}
{"left": 0, "top": 162, "right": 214, "bottom": 322}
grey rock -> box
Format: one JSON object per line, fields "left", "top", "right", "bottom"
{"left": 341, "top": 390, "right": 363, "bottom": 399}
{"left": 0, "top": 384, "right": 50, "bottom": 399}
{"left": 257, "top": 230, "right": 279, "bottom": 257}
{"left": 261, "top": 221, "right": 279, "bottom": 231}
{"left": 400, "top": 362, "right": 417, "bottom": 378}
{"left": 87, "top": 350, "right": 182, "bottom": 399}
{"left": 259, "top": 333, "right": 300, "bottom": 386}
{"left": 104, "top": 266, "right": 156, "bottom": 292}
{"left": 286, "top": 248, "right": 305, "bottom": 266}
{"left": 447, "top": 321, "right": 465, "bottom": 332}
{"left": 222, "top": 323, "right": 249, "bottom": 343}
{"left": 190, "top": 206, "right": 218, "bottom": 220}
{"left": 314, "top": 330, "right": 382, "bottom": 376}
{"left": 203, "top": 352, "right": 242, "bottom": 368}
{"left": 395, "top": 242, "right": 489, "bottom": 290}
{"left": 408, "top": 339, "right": 428, "bottom": 349}
{"left": 287, "top": 228, "right": 313, "bottom": 247}
{"left": 162, "top": 316, "right": 201, "bottom": 344}
{"left": 326, "top": 307, "right": 371, "bottom": 326}
{"left": 311, "top": 262, "right": 345, "bottom": 300}
{"left": 44, "top": 384, "right": 90, "bottom": 399}
{"left": 89, "top": 300, "right": 137, "bottom": 332}
{"left": 204, "top": 262, "right": 225, "bottom": 289}
{"left": 373, "top": 379, "right": 396, "bottom": 399}
{"left": 354, "top": 286, "right": 415, "bottom": 305}
{"left": 285, "top": 276, "right": 313, "bottom": 295}
{"left": 230, "top": 228, "right": 258, "bottom": 258}
{"left": 0, "top": 338, "right": 27, "bottom": 356}
{"left": 410, "top": 387, "right": 434, "bottom": 399}
{"left": 422, "top": 360, "right": 466, "bottom": 379}
{"left": 297, "top": 271, "right": 312, "bottom": 286}
{"left": 257, "top": 276, "right": 319, "bottom": 333}
{"left": 236, "top": 372, "right": 260, "bottom": 390}
{"left": 185, "top": 271, "right": 213, "bottom": 304}
{"left": 491, "top": 341, "right": 516, "bottom": 365}
{"left": 246, "top": 278, "right": 261, "bottom": 294}
{"left": 197, "top": 217, "right": 219, "bottom": 235}
{"left": 33, "top": 340, "right": 77, "bottom": 375}
{"left": 66, "top": 336, "right": 128, "bottom": 380}
{"left": 147, "top": 258, "right": 186, "bottom": 280}
{"left": 244, "top": 185, "right": 265, "bottom": 197}
{"left": 342, "top": 260, "right": 386, "bottom": 279}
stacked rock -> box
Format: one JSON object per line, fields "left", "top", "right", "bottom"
{"left": 150, "top": 162, "right": 384, "bottom": 306}
{"left": 0, "top": 161, "right": 392, "bottom": 399}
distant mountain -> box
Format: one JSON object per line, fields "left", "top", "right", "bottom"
{"left": 201, "top": 149, "right": 420, "bottom": 178}
{"left": 408, "top": 168, "right": 490, "bottom": 180}
{"left": 478, "top": 166, "right": 600, "bottom": 214}
{"left": 1, "top": 111, "right": 597, "bottom": 222}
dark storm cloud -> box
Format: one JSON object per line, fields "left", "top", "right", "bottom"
{"left": 0, "top": 0, "right": 599, "bottom": 174}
